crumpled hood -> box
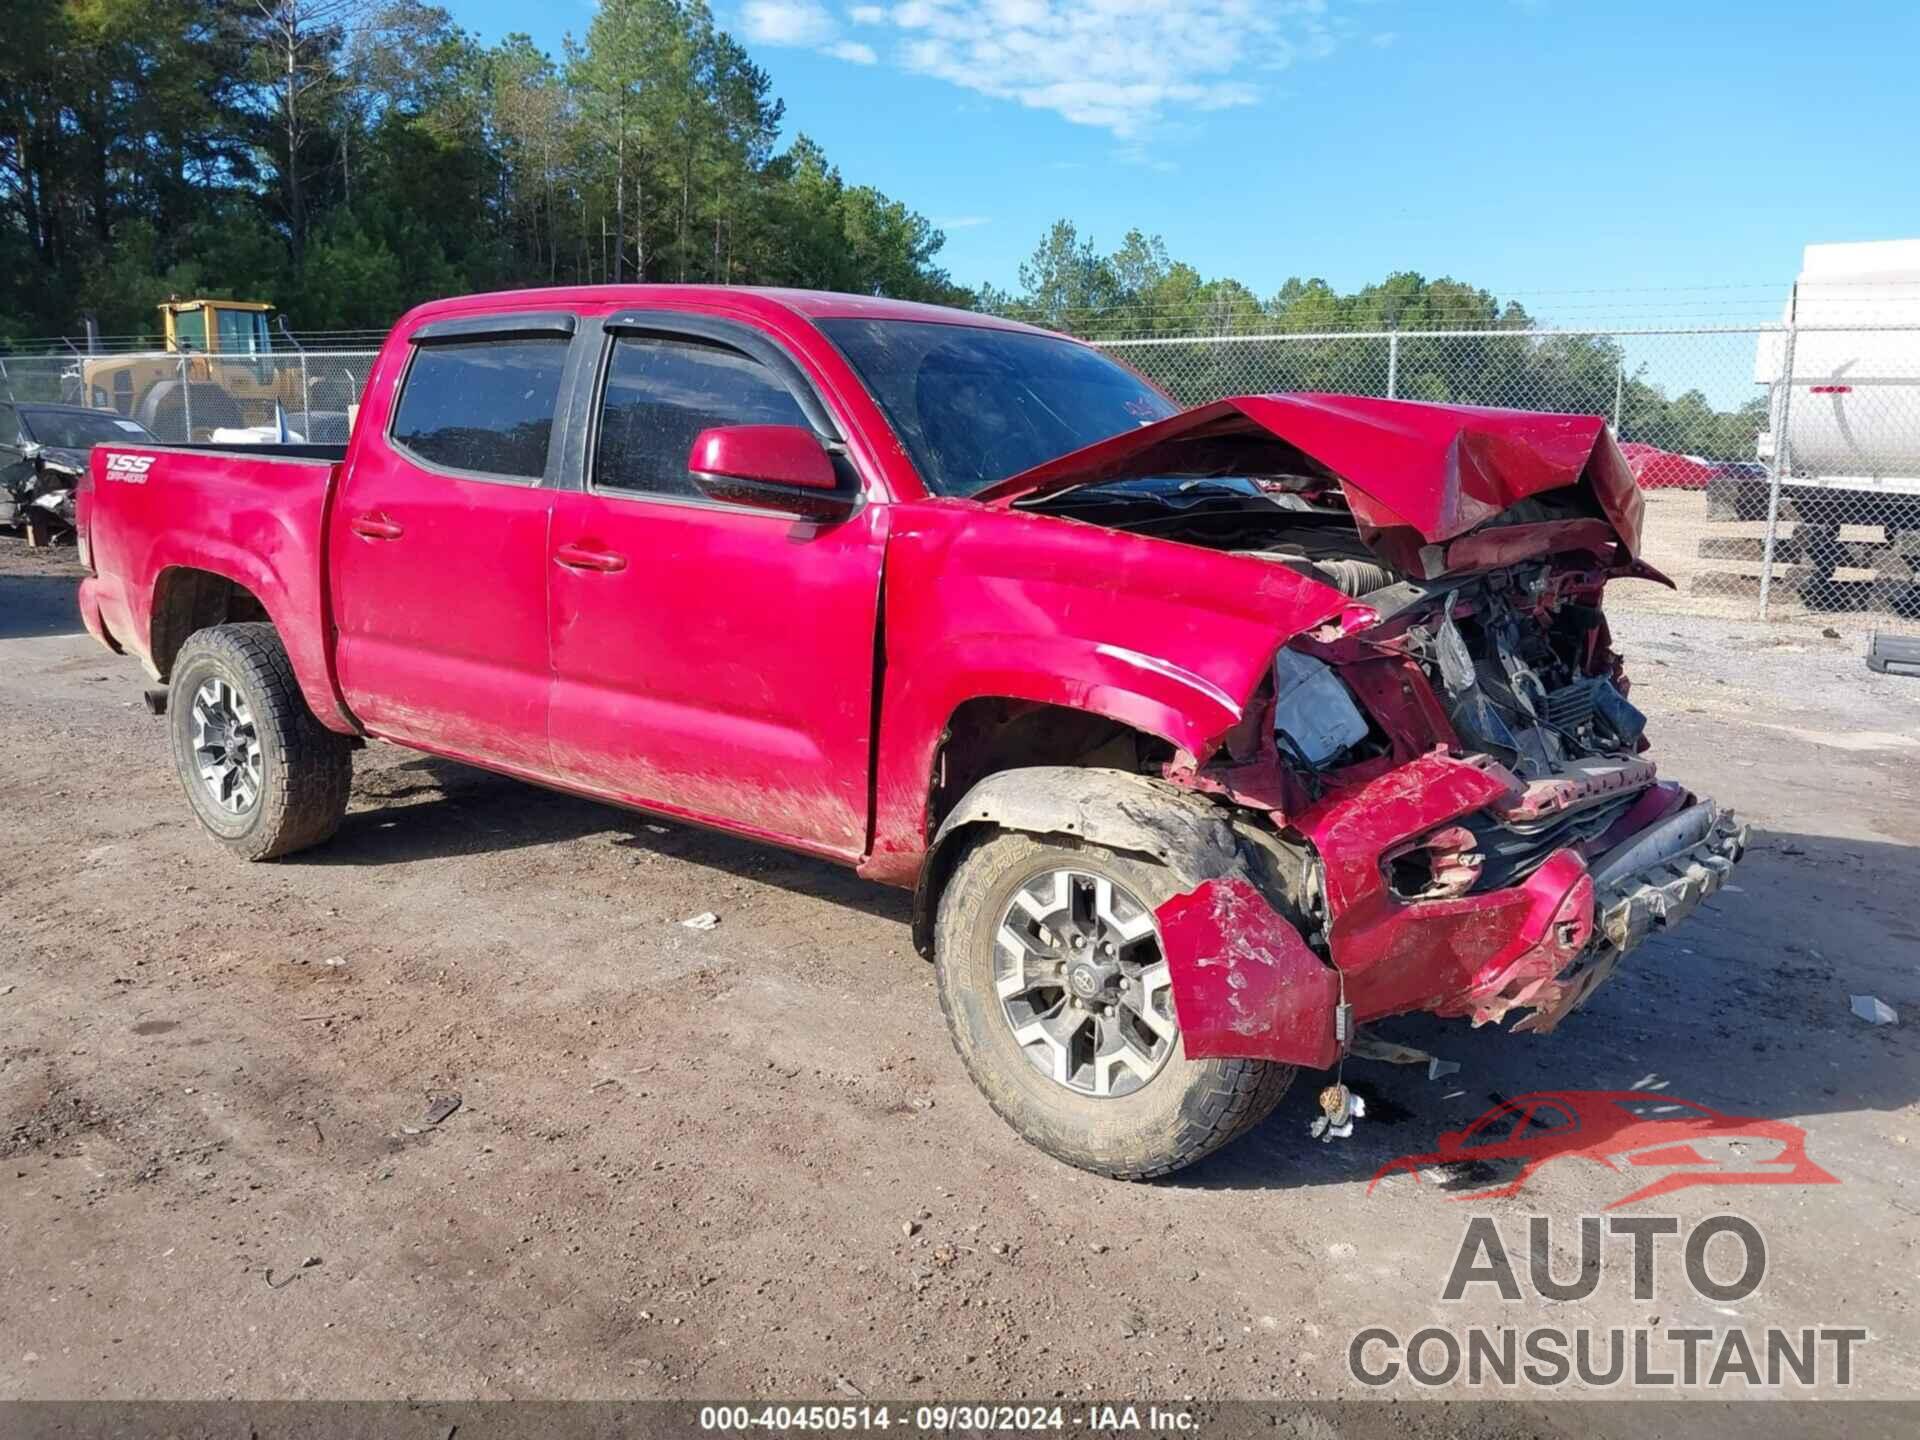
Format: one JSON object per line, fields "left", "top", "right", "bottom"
{"left": 972, "top": 393, "right": 1644, "bottom": 567}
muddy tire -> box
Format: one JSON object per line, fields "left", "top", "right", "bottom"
{"left": 167, "top": 623, "right": 352, "bottom": 861}
{"left": 934, "top": 830, "right": 1295, "bottom": 1180}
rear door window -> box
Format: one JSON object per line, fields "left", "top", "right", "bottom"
{"left": 391, "top": 337, "right": 569, "bottom": 480}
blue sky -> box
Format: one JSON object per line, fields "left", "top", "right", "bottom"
{"left": 459, "top": 0, "right": 1920, "bottom": 323}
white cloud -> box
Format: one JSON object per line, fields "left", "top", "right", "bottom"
{"left": 934, "top": 214, "right": 992, "bottom": 228}
{"left": 740, "top": 1, "right": 838, "bottom": 46}
{"left": 848, "top": 1, "right": 1355, "bottom": 138}
{"left": 740, "top": 0, "right": 1359, "bottom": 119}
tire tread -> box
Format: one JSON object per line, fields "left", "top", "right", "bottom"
{"left": 934, "top": 829, "right": 1296, "bottom": 1181}
{"left": 169, "top": 622, "right": 351, "bottom": 861}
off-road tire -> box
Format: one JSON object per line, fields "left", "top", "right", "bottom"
{"left": 167, "top": 623, "right": 352, "bottom": 861}
{"left": 934, "top": 830, "right": 1296, "bottom": 1180}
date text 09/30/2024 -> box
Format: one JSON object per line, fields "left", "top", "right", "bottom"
{"left": 698, "top": 1404, "right": 1198, "bottom": 1432}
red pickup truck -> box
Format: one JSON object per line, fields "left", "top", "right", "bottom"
{"left": 76, "top": 286, "right": 1746, "bottom": 1179}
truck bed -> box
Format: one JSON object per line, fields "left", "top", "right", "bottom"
{"left": 79, "top": 440, "right": 349, "bottom": 731}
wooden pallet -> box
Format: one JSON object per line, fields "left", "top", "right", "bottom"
{"left": 1689, "top": 522, "right": 1920, "bottom": 611}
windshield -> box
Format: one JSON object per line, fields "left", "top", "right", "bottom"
{"left": 818, "top": 317, "right": 1175, "bottom": 496}
{"left": 217, "top": 307, "right": 271, "bottom": 356}
{"left": 20, "top": 408, "right": 152, "bottom": 449}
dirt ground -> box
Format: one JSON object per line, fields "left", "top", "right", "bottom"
{"left": 2, "top": 539, "right": 1917, "bottom": 1419}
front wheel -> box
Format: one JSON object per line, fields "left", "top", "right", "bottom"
{"left": 167, "top": 623, "right": 352, "bottom": 860}
{"left": 934, "top": 831, "right": 1295, "bottom": 1180}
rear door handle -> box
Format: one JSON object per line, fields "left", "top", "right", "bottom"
{"left": 349, "top": 512, "right": 404, "bottom": 541}
{"left": 554, "top": 542, "right": 628, "bottom": 574}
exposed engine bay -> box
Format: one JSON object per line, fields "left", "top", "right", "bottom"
{"left": 1029, "top": 473, "right": 1395, "bottom": 596}
{"left": 1028, "top": 472, "right": 1648, "bottom": 781}
{"left": 1397, "top": 570, "right": 1647, "bottom": 781}
{"left": 1030, "top": 469, "right": 1666, "bottom": 919}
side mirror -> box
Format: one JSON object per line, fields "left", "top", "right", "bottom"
{"left": 687, "top": 425, "right": 853, "bottom": 520}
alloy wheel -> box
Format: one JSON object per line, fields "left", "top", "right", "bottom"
{"left": 190, "top": 677, "right": 263, "bottom": 815}
{"left": 994, "top": 868, "right": 1178, "bottom": 1098}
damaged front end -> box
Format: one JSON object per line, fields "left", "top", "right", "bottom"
{"left": 992, "top": 395, "right": 1747, "bottom": 1068}
{"left": 2, "top": 444, "right": 84, "bottom": 534}
{"left": 1182, "top": 557, "right": 1747, "bottom": 1048}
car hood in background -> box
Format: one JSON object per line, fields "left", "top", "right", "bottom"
{"left": 33, "top": 446, "right": 91, "bottom": 475}
{"left": 972, "top": 393, "right": 1644, "bottom": 568}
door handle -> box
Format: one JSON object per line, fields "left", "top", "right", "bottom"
{"left": 554, "top": 542, "right": 628, "bottom": 574}
{"left": 349, "top": 512, "right": 404, "bottom": 541}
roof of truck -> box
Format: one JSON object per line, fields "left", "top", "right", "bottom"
{"left": 396, "top": 285, "right": 1052, "bottom": 338}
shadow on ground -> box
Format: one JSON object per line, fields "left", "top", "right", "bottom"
{"left": 294, "top": 747, "right": 1920, "bottom": 1196}
{"left": 0, "top": 570, "right": 84, "bottom": 639}
{"left": 304, "top": 753, "right": 912, "bottom": 925}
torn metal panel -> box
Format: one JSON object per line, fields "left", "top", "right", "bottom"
{"left": 1155, "top": 876, "right": 1341, "bottom": 1069}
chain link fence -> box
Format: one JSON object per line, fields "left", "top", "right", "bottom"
{"left": 0, "top": 350, "right": 378, "bottom": 446}
{"left": 5, "top": 323, "right": 1918, "bottom": 631}
{"left": 1097, "top": 324, "right": 1920, "bottom": 633}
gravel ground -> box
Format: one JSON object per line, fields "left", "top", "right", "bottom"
{"left": 2, "top": 541, "right": 1917, "bottom": 1423}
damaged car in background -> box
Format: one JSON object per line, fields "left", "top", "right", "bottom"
{"left": 73, "top": 287, "right": 1746, "bottom": 1182}
{"left": 1, "top": 400, "right": 154, "bottom": 543}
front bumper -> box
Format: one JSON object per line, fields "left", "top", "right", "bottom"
{"left": 1501, "top": 799, "right": 1747, "bottom": 1034}
{"left": 1588, "top": 799, "right": 1747, "bottom": 951}
{"left": 1154, "top": 760, "right": 1748, "bottom": 1067}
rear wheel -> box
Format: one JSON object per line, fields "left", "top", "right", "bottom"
{"left": 167, "top": 623, "right": 352, "bottom": 860}
{"left": 934, "top": 831, "right": 1295, "bottom": 1180}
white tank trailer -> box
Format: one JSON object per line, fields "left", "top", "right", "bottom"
{"left": 1713, "top": 241, "right": 1920, "bottom": 601}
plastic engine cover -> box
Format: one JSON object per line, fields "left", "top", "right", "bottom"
{"left": 1272, "top": 648, "right": 1369, "bottom": 767}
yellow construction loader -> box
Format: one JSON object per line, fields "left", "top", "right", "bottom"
{"left": 66, "top": 299, "right": 314, "bottom": 441}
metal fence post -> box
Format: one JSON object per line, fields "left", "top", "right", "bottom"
{"left": 278, "top": 316, "right": 311, "bottom": 438}
{"left": 1756, "top": 322, "right": 1797, "bottom": 620}
{"left": 1612, "top": 359, "right": 1624, "bottom": 433}
{"left": 1386, "top": 329, "right": 1399, "bottom": 399}
{"left": 179, "top": 355, "right": 192, "bottom": 443}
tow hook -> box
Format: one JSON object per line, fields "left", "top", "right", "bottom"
{"left": 142, "top": 688, "right": 168, "bottom": 716}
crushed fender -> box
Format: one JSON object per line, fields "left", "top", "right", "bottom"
{"left": 1155, "top": 876, "right": 1340, "bottom": 1069}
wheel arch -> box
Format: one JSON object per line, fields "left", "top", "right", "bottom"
{"left": 908, "top": 764, "right": 1247, "bottom": 958}
{"left": 862, "top": 626, "right": 1274, "bottom": 889}
{"left": 144, "top": 559, "right": 356, "bottom": 734}
{"left": 149, "top": 566, "right": 271, "bottom": 680}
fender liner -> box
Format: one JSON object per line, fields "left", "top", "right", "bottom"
{"left": 913, "top": 766, "right": 1340, "bottom": 1068}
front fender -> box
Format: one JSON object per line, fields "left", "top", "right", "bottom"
{"left": 913, "top": 767, "right": 1341, "bottom": 1069}
{"left": 912, "top": 766, "right": 1246, "bottom": 954}
{"left": 864, "top": 498, "right": 1360, "bottom": 886}
{"left": 863, "top": 636, "right": 1270, "bottom": 888}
